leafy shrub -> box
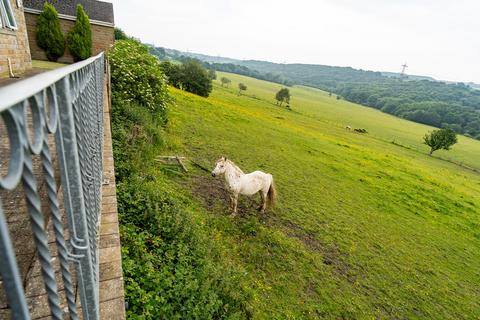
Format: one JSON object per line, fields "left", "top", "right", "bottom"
{"left": 111, "top": 97, "right": 164, "bottom": 182}
{"left": 160, "top": 61, "right": 183, "bottom": 89}
{"left": 180, "top": 59, "right": 213, "bottom": 97}
{"left": 117, "top": 181, "right": 249, "bottom": 319}
{"left": 160, "top": 59, "right": 212, "bottom": 97}
{"left": 208, "top": 68, "right": 217, "bottom": 80}
{"left": 35, "top": 2, "right": 65, "bottom": 61}
{"left": 109, "top": 39, "right": 170, "bottom": 123}
{"left": 67, "top": 4, "right": 92, "bottom": 61}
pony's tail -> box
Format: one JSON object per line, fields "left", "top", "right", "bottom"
{"left": 267, "top": 176, "right": 277, "bottom": 208}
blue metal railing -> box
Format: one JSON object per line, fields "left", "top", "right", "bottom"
{"left": 0, "top": 52, "right": 105, "bottom": 320}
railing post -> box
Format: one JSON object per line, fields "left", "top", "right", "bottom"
{"left": 0, "top": 52, "right": 105, "bottom": 320}
{"left": 0, "top": 107, "right": 31, "bottom": 320}
{"left": 0, "top": 204, "right": 31, "bottom": 320}
{"left": 54, "top": 75, "right": 99, "bottom": 320}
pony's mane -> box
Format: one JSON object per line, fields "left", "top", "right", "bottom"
{"left": 217, "top": 158, "right": 245, "bottom": 174}
{"left": 217, "top": 158, "right": 244, "bottom": 175}
{"left": 227, "top": 160, "right": 245, "bottom": 175}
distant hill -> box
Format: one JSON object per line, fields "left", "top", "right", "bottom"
{"left": 381, "top": 72, "right": 436, "bottom": 81}
{"left": 161, "top": 47, "right": 480, "bottom": 89}
{"left": 467, "top": 82, "right": 480, "bottom": 90}
{"left": 163, "top": 48, "right": 240, "bottom": 65}
{"left": 150, "top": 46, "right": 480, "bottom": 140}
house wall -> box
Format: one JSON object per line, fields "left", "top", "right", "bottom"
{"left": 0, "top": 0, "right": 32, "bottom": 78}
{"left": 25, "top": 12, "right": 114, "bottom": 64}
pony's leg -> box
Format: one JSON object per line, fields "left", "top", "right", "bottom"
{"left": 231, "top": 193, "right": 239, "bottom": 216}
{"left": 258, "top": 191, "right": 265, "bottom": 211}
{"left": 229, "top": 193, "right": 234, "bottom": 211}
{"left": 260, "top": 191, "right": 267, "bottom": 213}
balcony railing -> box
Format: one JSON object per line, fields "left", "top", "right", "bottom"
{"left": 0, "top": 52, "right": 105, "bottom": 320}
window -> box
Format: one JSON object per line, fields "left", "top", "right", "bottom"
{"left": 0, "top": 0, "right": 17, "bottom": 30}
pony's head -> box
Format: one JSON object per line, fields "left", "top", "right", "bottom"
{"left": 211, "top": 157, "right": 228, "bottom": 177}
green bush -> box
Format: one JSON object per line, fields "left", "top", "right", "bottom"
{"left": 160, "top": 61, "right": 183, "bottom": 89}
{"left": 160, "top": 59, "right": 213, "bottom": 97}
{"left": 109, "top": 39, "right": 170, "bottom": 123}
{"left": 180, "top": 59, "right": 213, "bottom": 97}
{"left": 67, "top": 4, "right": 92, "bottom": 61}
{"left": 118, "top": 181, "right": 249, "bottom": 319}
{"left": 35, "top": 2, "right": 65, "bottom": 61}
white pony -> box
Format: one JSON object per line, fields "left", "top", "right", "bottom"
{"left": 211, "top": 157, "right": 277, "bottom": 216}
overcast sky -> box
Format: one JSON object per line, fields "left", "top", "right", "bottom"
{"left": 109, "top": 0, "right": 480, "bottom": 83}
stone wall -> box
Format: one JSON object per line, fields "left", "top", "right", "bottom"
{"left": 99, "top": 72, "right": 126, "bottom": 319}
{"left": 0, "top": 0, "right": 32, "bottom": 78}
{"left": 25, "top": 12, "right": 114, "bottom": 63}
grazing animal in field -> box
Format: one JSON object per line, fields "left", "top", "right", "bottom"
{"left": 345, "top": 125, "right": 352, "bottom": 130}
{"left": 354, "top": 128, "right": 367, "bottom": 133}
{"left": 211, "top": 157, "right": 276, "bottom": 216}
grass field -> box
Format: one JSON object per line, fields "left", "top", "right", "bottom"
{"left": 31, "top": 60, "right": 66, "bottom": 70}
{"left": 118, "top": 71, "right": 480, "bottom": 318}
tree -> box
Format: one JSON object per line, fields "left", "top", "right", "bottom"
{"left": 67, "top": 4, "right": 92, "bottom": 61}
{"left": 208, "top": 69, "right": 217, "bottom": 80}
{"left": 238, "top": 83, "right": 247, "bottom": 95}
{"left": 220, "top": 77, "right": 231, "bottom": 87}
{"left": 275, "top": 88, "right": 291, "bottom": 106}
{"left": 161, "top": 61, "right": 183, "bottom": 89}
{"left": 114, "top": 27, "right": 128, "bottom": 40}
{"left": 423, "top": 128, "right": 458, "bottom": 155}
{"left": 35, "top": 2, "right": 65, "bottom": 62}
{"left": 180, "top": 59, "right": 213, "bottom": 97}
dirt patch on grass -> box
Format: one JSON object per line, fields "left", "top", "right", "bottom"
{"left": 268, "top": 216, "right": 357, "bottom": 283}
{"left": 191, "top": 174, "right": 260, "bottom": 216}
{"left": 281, "top": 219, "right": 324, "bottom": 252}
{"left": 190, "top": 174, "right": 356, "bottom": 281}
{"left": 191, "top": 174, "right": 228, "bottom": 211}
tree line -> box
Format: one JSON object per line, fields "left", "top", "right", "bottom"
{"left": 336, "top": 80, "right": 480, "bottom": 139}
{"left": 202, "top": 62, "right": 294, "bottom": 87}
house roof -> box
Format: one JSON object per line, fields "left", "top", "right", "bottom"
{"left": 23, "top": 0, "right": 114, "bottom": 25}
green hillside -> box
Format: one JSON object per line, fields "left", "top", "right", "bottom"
{"left": 214, "top": 73, "right": 480, "bottom": 170}
{"left": 154, "top": 46, "right": 480, "bottom": 139}
{"left": 115, "top": 71, "right": 480, "bottom": 319}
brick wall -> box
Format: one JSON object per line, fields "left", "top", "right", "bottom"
{"left": 25, "top": 12, "right": 114, "bottom": 64}
{"left": 0, "top": 0, "right": 32, "bottom": 78}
